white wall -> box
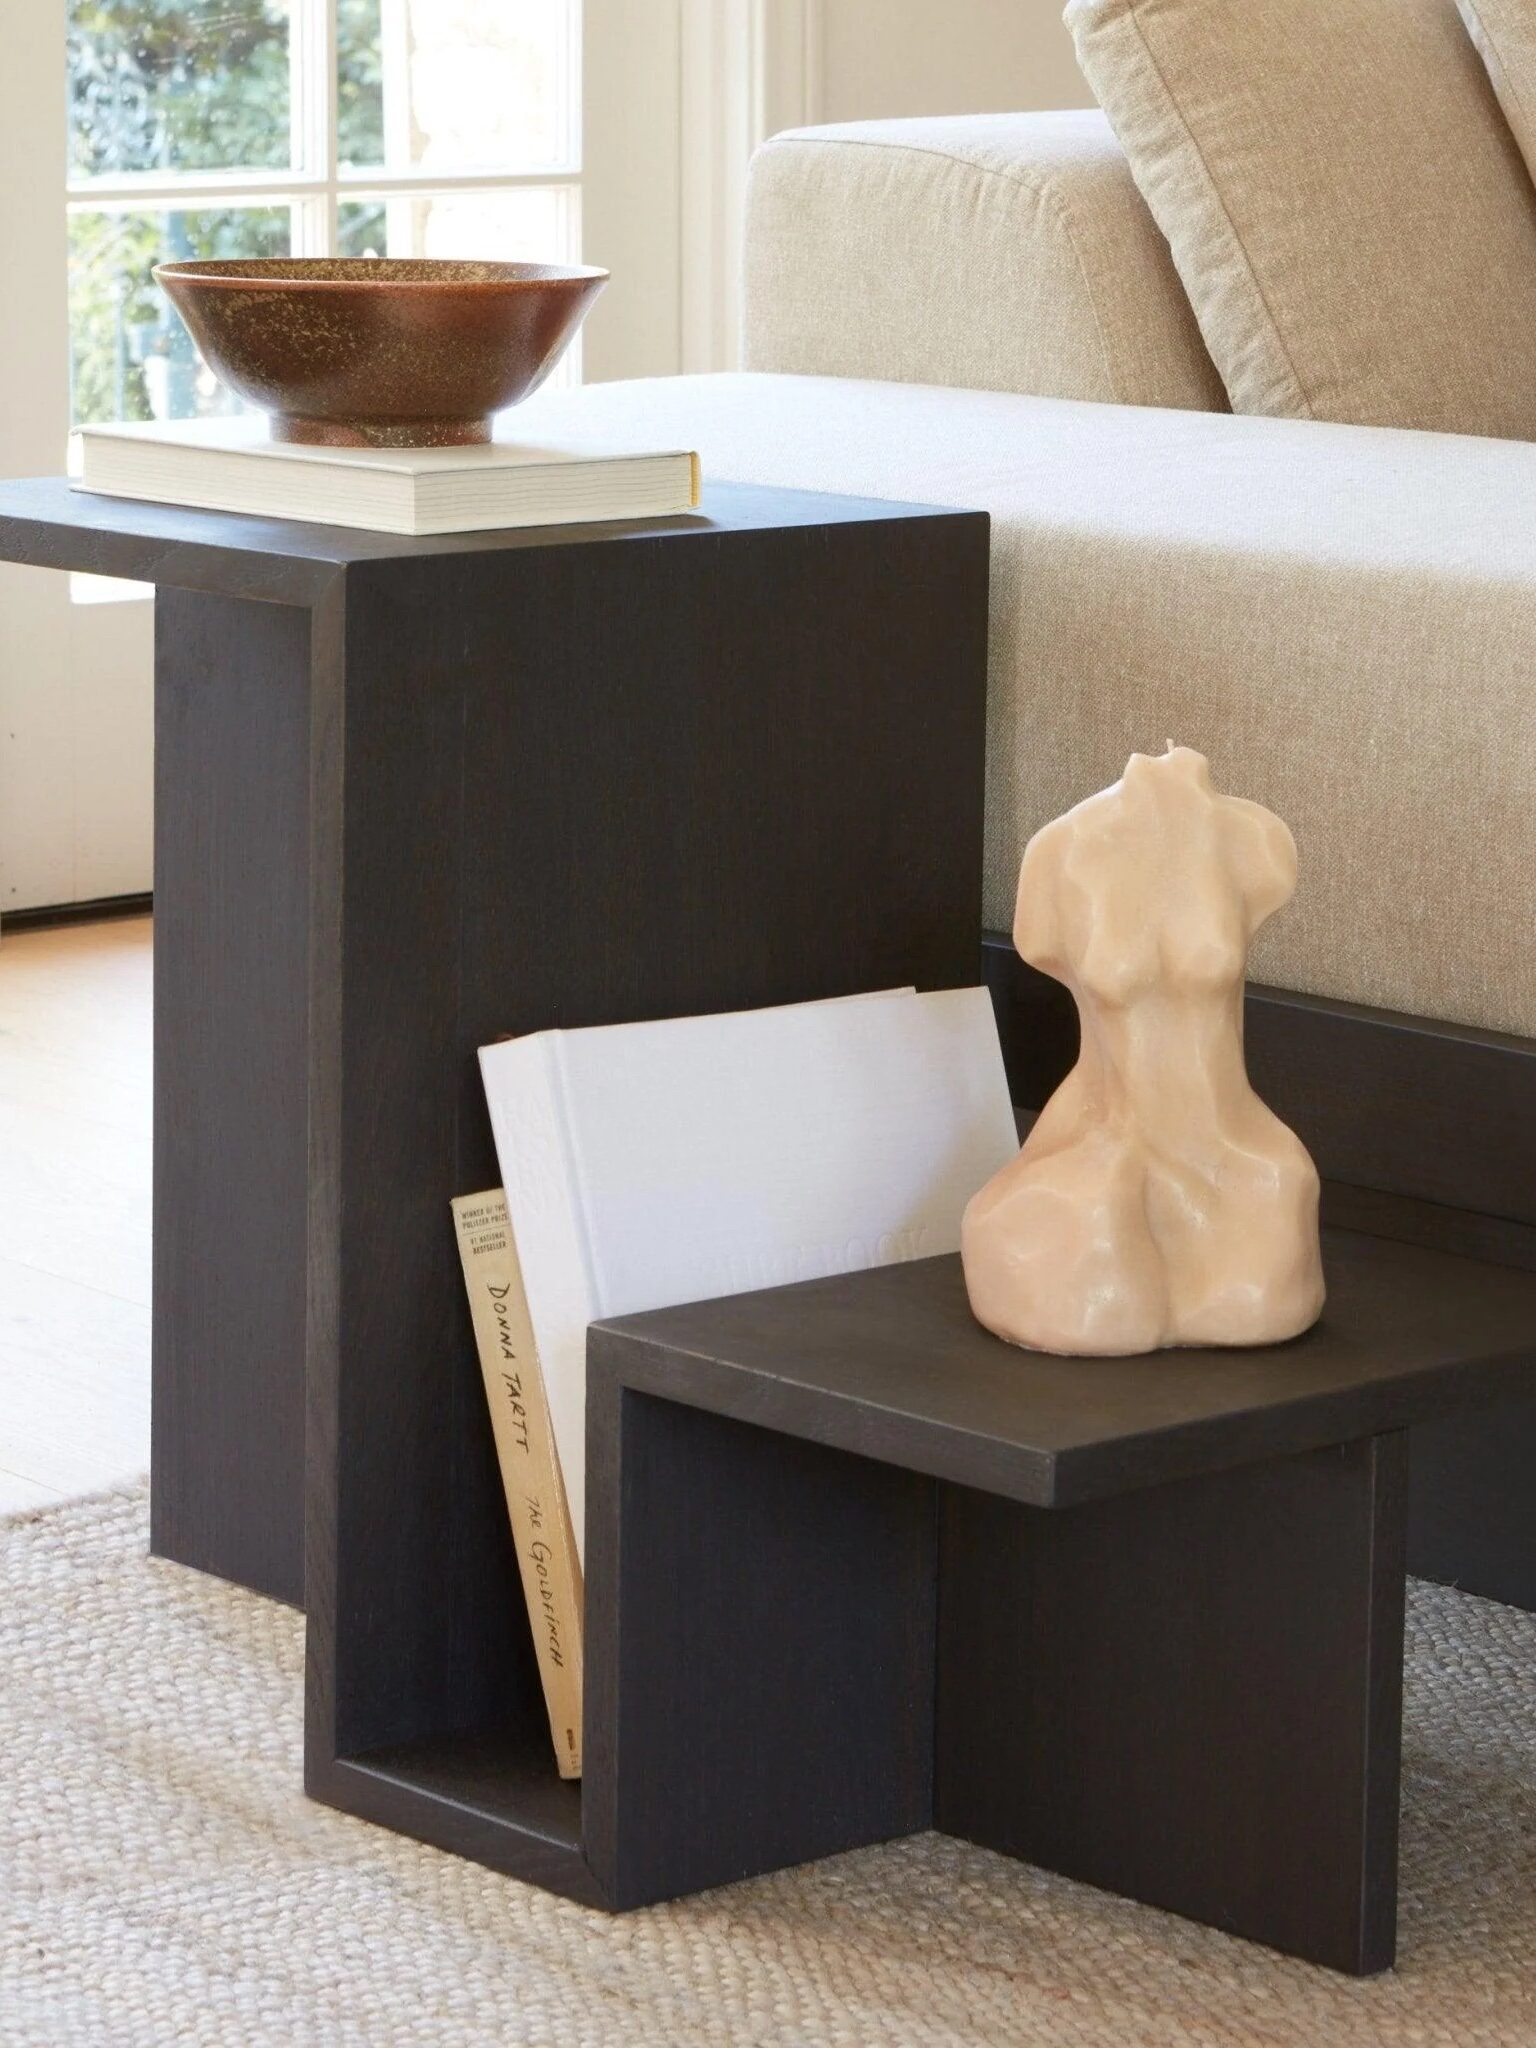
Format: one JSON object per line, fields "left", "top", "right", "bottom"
{"left": 816, "top": 0, "right": 1090, "bottom": 125}
{"left": 663, "top": 0, "right": 1092, "bottom": 378}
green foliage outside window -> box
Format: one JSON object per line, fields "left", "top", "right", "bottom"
{"left": 69, "top": 207, "right": 290, "bottom": 427}
{"left": 68, "top": 0, "right": 292, "bottom": 180}
{"left": 337, "top": 0, "right": 385, "bottom": 171}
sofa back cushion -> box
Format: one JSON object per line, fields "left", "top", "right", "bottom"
{"left": 1459, "top": 1, "right": 1536, "bottom": 167}
{"left": 745, "top": 113, "right": 1228, "bottom": 413}
{"left": 1066, "top": 0, "right": 1536, "bottom": 439}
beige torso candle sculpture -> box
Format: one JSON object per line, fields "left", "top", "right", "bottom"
{"left": 963, "top": 747, "right": 1325, "bottom": 1356}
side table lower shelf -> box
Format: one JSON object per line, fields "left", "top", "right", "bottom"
{"left": 308, "top": 1393, "right": 935, "bottom": 1914}
{"left": 311, "top": 1732, "right": 593, "bottom": 1904}
{"left": 305, "top": 1231, "right": 1536, "bottom": 1970}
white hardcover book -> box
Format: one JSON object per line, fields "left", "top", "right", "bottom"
{"left": 73, "top": 413, "right": 700, "bottom": 536}
{"left": 479, "top": 986, "right": 1018, "bottom": 1561}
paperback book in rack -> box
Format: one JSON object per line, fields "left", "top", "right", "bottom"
{"left": 451, "top": 1190, "right": 584, "bottom": 1780}
{"left": 74, "top": 413, "right": 701, "bottom": 536}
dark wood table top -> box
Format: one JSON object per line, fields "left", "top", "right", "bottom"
{"left": 590, "top": 1230, "right": 1536, "bottom": 1507}
{"left": 0, "top": 475, "right": 967, "bottom": 604}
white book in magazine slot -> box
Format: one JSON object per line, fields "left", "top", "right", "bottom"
{"left": 478, "top": 984, "right": 1018, "bottom": 1562}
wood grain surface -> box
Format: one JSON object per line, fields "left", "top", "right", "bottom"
{"left": 591, "top": 1232, "right": 1536, "bottom": 1509}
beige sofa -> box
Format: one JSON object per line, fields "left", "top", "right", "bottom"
{"left": 520, "top": 109, "right": 1536, "bottom": 1042}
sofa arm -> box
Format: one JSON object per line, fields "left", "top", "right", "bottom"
{"left": 743, "top": 110, "right": 1226, "bottom": 413}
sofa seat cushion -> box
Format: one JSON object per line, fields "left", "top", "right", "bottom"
{"left": 1065, "top": 0, "right": 1536, "bottom": 441}
{"left": 518, "top": 372, "right": 1536, "bottom": 1041}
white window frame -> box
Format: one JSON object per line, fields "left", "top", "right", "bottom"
{"left": 678, "top": 0, "right": 822, "bottom": 372}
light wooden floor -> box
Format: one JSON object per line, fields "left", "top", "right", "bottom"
{"left": 0, "top": 916, "right": 152, "bottom": 1512}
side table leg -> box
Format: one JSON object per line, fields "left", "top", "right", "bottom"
{"left": 937, "top": 1434, "right": 1408, "bottom": 1975}
{"left": 149, "top": 586, "right": 319, "bottom": 1608}
{"left": 1410, "top": 1396, "right": 1536, "bottom": 1612}
{"left": 583, "top": 1381, "right": 937, "bottom": 1908}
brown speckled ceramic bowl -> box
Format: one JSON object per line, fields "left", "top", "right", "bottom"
{"left": 154, "top": 257, "right": 609, "bottom": 447}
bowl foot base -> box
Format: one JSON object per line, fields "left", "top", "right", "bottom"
{"left": 271, "top": 414, "right": 492, "bottom": 449}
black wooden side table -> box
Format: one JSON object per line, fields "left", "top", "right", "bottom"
{"left": 0, "top": 476, "right": 987, "bottom": 1872}
{"left": 580, "top": 1234, "right": 1536, "bottom": 1973}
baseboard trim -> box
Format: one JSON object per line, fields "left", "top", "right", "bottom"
{"left": 3, "top": 891, "right": 153, "bottom": 933}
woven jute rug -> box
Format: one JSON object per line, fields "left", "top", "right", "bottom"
{"left": 2, "top": 1487, "right": 1534, "bottom": 2048}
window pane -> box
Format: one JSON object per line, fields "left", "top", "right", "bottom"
{"left": 69, "top": 205, "right": 291, "bottom": 427}
{"left": 68, "top": 0, "right": 292, "bottom": 179}
{"left": 337, "top": 0, "right": 385, "bottom": 172}
{"left": 336, "top": 186, "right": 575, "bottom": 263}
{"left": 338, "top": 0, "right": 576, "bottom": 174}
